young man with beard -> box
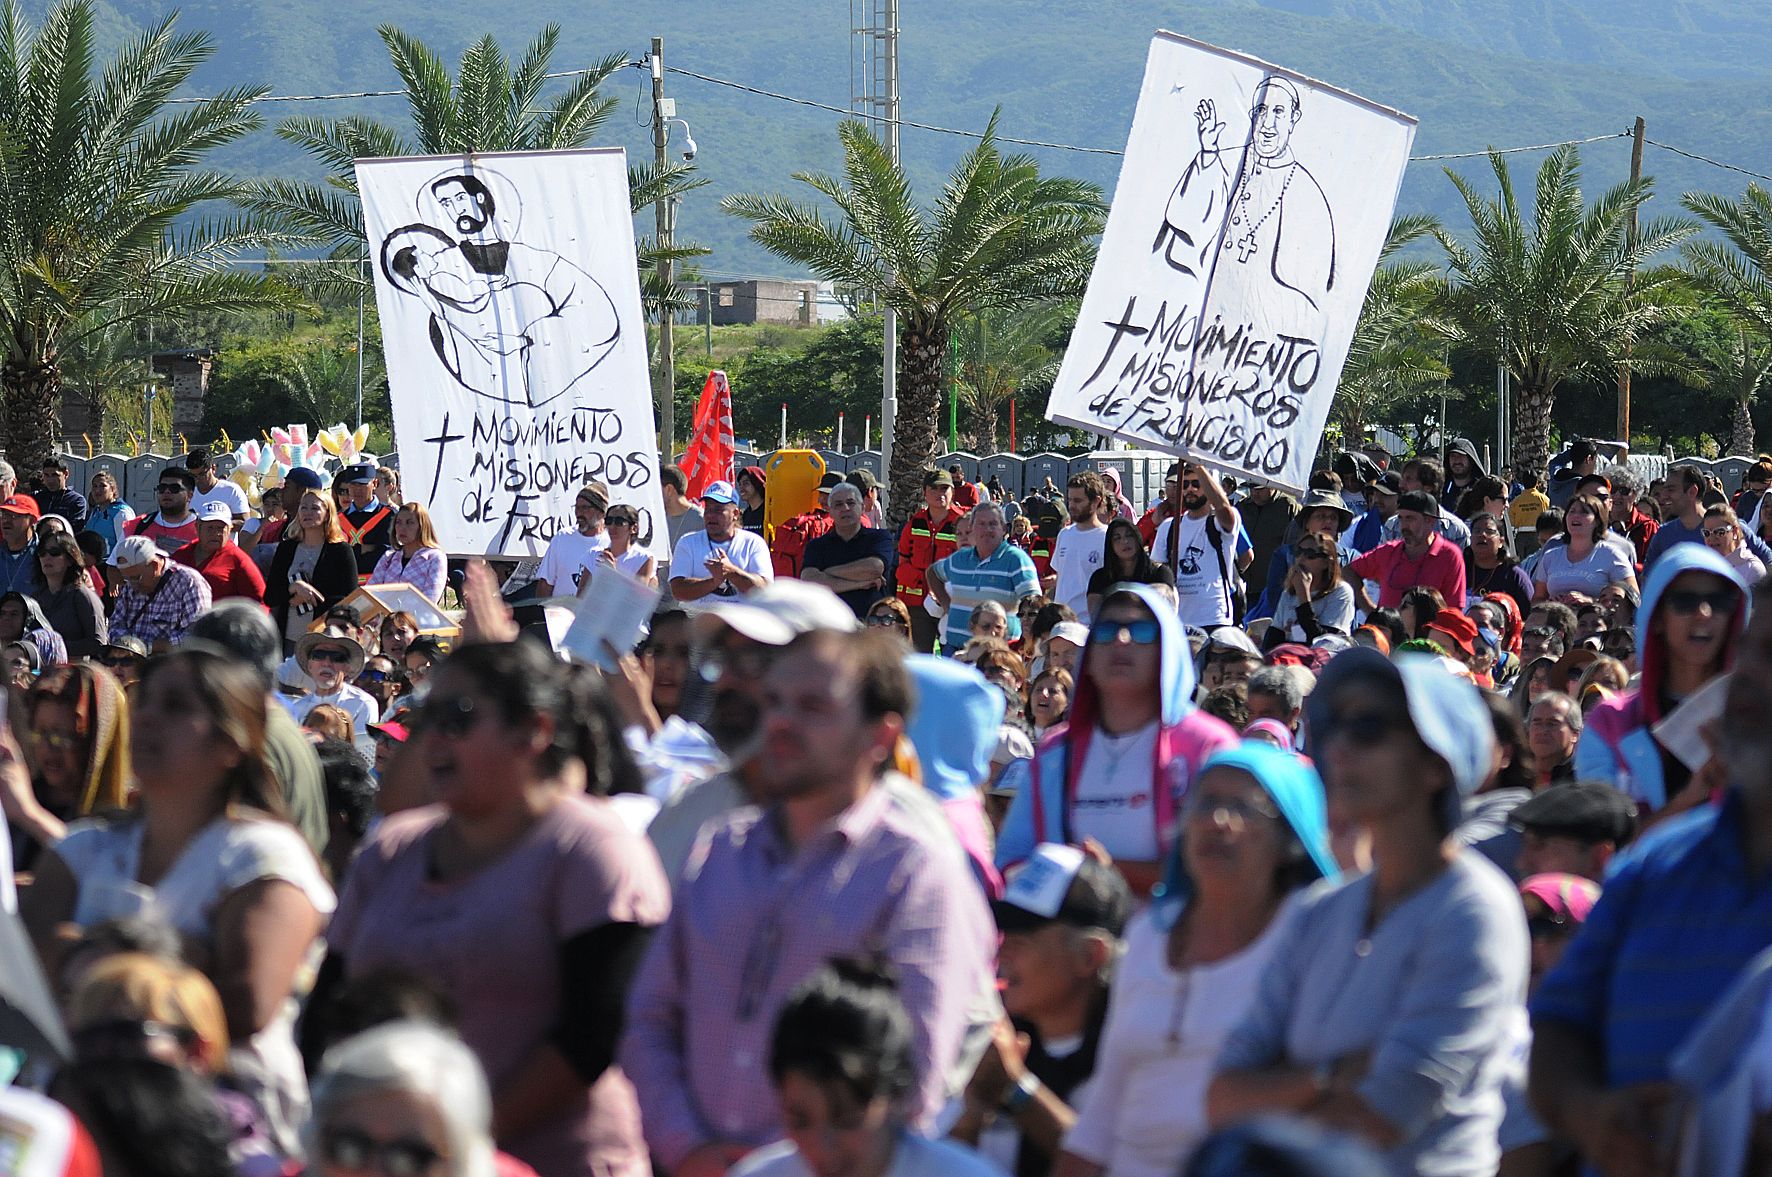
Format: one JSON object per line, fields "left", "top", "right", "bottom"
{"left": 1045, "top": 472, "right": 1110, "bottom": 625}
{"left": 1152, "top": 463, "right": 1243, "bottom": 628}
{"left": 1380, "top": 458, "right": 1470, "bottom": 548}
{"left": 126, "top": 465, "right": 199, "bottom": 554}
{"left": 624, "top": 626, "right": 996, "bottom": 1177}
{"left": 1350, "top": 490, "right": 1466, "bottom": 611}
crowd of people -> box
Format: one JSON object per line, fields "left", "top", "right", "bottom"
{"left": 7, "top": 435, "right": 1772, "bottom": 1177}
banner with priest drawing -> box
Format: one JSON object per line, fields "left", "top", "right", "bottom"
{"left": 1046, "top": 32, "right": 1416, "bottom": 493}
{"left": 357, "top": 147, "right": 666, "bottom": 556}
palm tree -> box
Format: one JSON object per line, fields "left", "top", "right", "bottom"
{"left": 1437, "top": 145, "right": 1693, "bottom": 479}
{"left": 250, "top": 25, "right": 706, "bottom": 304}
{"left": 1334, "top": 214, "right": 1455, "bottom": 445}
{"left": 0, "top": 0, "right": 296, "bottom": 472}
{"left": 1680, "top": 185, "right": 1772, "bottom": 454}
{"left": 952, "top": 302, "right": 1070, "bottom": 452}
{"left": 725, "top": 116, "right": 1104, "bottom": 524}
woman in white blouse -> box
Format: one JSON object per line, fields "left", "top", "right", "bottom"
{"left": 22, "top": 647, "right": 334, "bottom": 1154}
{"left": 367, "top": 502, "right": 448, "bottom": 602}
{"left": 1054, "top": 742, "right": 1337, "bottom": 1177}
{"left": 580, "top": 503, "right": 657, "bottom": 591}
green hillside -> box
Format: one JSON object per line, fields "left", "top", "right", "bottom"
{"left": 44, "top": 0, "right": 1772, "bottom": 275}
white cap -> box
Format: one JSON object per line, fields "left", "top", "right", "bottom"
{"left": 1049, "top": 621, "right": 1090, "bottom": 647}
{"left": 195, "top": 501, "right": 232, "bottom": 523}
{"left": 109, "top": 535, "right": 160, "bottom": 569}
{"left": 695, "top": 579, "right": 859, "bottom": 646}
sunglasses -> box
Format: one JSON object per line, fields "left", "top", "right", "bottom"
{"left": 1090, "top": 618, "right": 1161, "bottom": 646}
{"left": 865, "top": 613, "right": 902, "bottom": 628}
{"left": 606, "top": 516, "right": 637, "bottom": 527}
{"left": 154, "top": 484, "right": 187, "bottom": 494}
{"left": 99, "top": 654, "right": 138, "bottom": 667}
{"left": 357, "top": 670, "right": 391, "bottom": 684}
{"left": 307, "top": 648, "right": 351, "bottom": 664}
{"left": 1527, "top": 913, "right": 1574, "bottom": 941}
{"left": 1663, "top": 588, "right": 1738, "bottom": 617}
{"left": 29, "top": 729, "right": 80, "bottom": 751}
{"left": 419, "top": 695, "right": 482, "bottom": 739}
{"left": 1185, "top": 792, "right": 1281, "bottom": 824}
{"left": 318, "top": 1128, "right": 447, "bottom": 1177}
{"left": 1701, "top": 525, "right": 1736, "bottom": 538}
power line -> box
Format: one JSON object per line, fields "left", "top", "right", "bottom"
{"left": 1643, "top": 137, "right": 1772, "bottom": 185}
{"left": 164, "top": 63, "right": 639, "bottom": 105}
{"left": 1410, "top": 131, "right": 1631, "bottom": 161}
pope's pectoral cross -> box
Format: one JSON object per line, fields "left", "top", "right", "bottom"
{"left": 1235, "top": 232, "right": 1259, "bottom": 262}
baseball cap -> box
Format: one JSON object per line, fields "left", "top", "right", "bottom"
{"left": 109, "top": 535, "right": 160, "bottom": 570}
{"left": 195, "top": 501, "right": 232, "bottom": 523}
{"left": 343, "top": 463, "right": 377, "bottom": 485}
{"left": 993, "top": 843, "right": 1132, "bottom": 936}
{"left": 0, "top": 493, "right": 39, "bottom": 521}
{"left": 368, "top": 720, "right": 411, "bottom": 744}
{"left": 1203, "top": 624, "right": 1261, "bottom": 659}
{"left": 700, "top": 480, "right": 739, "bottom": 505}
{"left": 845, "top": 468, "right": 878, "bottom": 493}
{"left": 102, "top": 635, "right": 149, "bottom": 660}
{"left": 695, "top": 578, "right": 859, "bottom": 646}
{"left": 1374, "top": 471, "right": 1403, "bottom": 496}
{"left": 817, "top": 471, "right": 844, "bottom": 492}
{"left": 1397, "top": 489, "right": 1438, "bottom": 516}
{"left": 1520, "top": 872, "right": 1602, "bottom": 923}
{"left": 284, "top": 467, "right": 324, "bottom": 491}
{"left": 924, "top": 468, "right": 954, "bottom": 489}
{"left": 1423, "top": 608, "right": 1479, "bottom": 657}
{"left": 1511, "top": 781, "right": 1636, "bottom": 845}
{"left": 1048, "top": 620, "right": 1089, "bottom": 648}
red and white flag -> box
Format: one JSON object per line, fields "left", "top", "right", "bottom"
{"left": 680, "top": 370, "right": 735, "bottom": 498}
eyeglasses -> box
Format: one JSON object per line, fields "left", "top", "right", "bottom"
{"left": 357, "top": 670, "right": 391, "bottom": 684}
{"left": 1701, "top": 525, "right": 1737, "bottom": 538}
{"left": 419, "top": 695, "right": 482, "bottom": 738}
{"left": 318, "top": 1128, "right": 448, "bottom": 1177}
{"left": 154, "top": 484, "right": 186, "bottom": 494}
{"left": 1664, "top": 588, "right": 1739, "bottom": 617}
{"left": 1090, "top": 618, "right": 1161, "bottom": 646}
{"left": 307, "top": 648, "right": 351, "bottom": 664}
{"left": 29, "top": 729, "right": 80, "bottom": 751}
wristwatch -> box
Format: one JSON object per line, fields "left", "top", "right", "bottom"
{"left": 1001, "top": 1071, "right": 1043, "bottom": 1116}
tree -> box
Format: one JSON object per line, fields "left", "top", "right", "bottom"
{"left": 1679, "top": 185, "right": 1772, "bottom": 454}
{"left": 1436, "top": 145, "right": 1693, "bottom": 479}
{"left": 951, "top": 302, "right": 1070, "bottom": 452}
{"left": 0, "top": 0, "right": 296, "bottom": 471}
{"left": 250, "top": 24, "right": 706, "bottom": 306}
{"left": 1332, "top": 214, "right": 1454, "bottom": 446}
{"left": 724, "top": 116, "right": 1104, "bottom": 525}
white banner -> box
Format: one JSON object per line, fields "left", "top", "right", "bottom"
{"left": 356, "top": 148, "right": 666, "bottom": 556}
{"left": 1046, "top": 33, "right": 1416, "bottom": 492}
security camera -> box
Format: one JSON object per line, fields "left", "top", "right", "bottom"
{"left": 682, "top": 135, "right": 698, "bottom": 162}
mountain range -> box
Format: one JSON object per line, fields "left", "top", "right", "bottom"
{"left": 59, "top": 0, "right": 1772, "bottom": 275}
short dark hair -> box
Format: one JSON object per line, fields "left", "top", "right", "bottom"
{"left": 768, "top": 959, "right": 916, "bottom": 1107}
{"left": 784, "top": 629, "right": 913, "bottom": 724}
{"left": 658, "top": 464, "right": 687, "bottom": 495}
{"left": 1409, "top": 457, "right": 1444, "bottom": 489}
{"left": 1673, "top": 465, "right": 1706, "bottom": 495}
{"left": 431, "top": 172, "right": 494, "bottom": 214}
{"left": 184, "top": 450, "right": 213, "bottom": 471}
{"left": 315, "top": 739, "right": 376, "bottom": 837}
{"left": 406, "top": 635, "right": 449, "bottom": 663}
{"left": 41, "top": 456, "right": 68, "bottom": 472}
{"left": 1067, "top": 471, "right": 1107, "bottom": 504}
{"left": 1536, "top": 507, "right": 1565, "bottom": 534}
{"left": 185, "top": 599, "right": 282, "bottom": 692}
{"left": 157, "top": 465, "right": 195, "bottom": 491}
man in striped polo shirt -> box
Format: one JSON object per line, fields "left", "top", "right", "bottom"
{"left": 927, "top": 500, "right": 1040, "bottom": 656}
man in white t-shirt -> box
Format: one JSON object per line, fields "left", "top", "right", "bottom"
{"left": 1153, "top": 463, "right": 1242, "bottom": 628}
{"left": 669, "top": 480, "right": 773, "bottom": 601}
{"left": 187, "top": 449, "right": 250, "bottom": 523}
{"left": 1044, "top": 471, "right": 1110, "bottom": 624}
{"left": 534, "top": 481, "right": 611, "bottom": 597}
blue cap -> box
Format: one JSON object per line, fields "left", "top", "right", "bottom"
{"left": 701, "top": 480, "right": 739, "bottom": 505}
{"left": 343, "top": 463, "right": 377, "bottom": 484}
{"left": 284, "top": 468, "right": 324, "bottom": 491}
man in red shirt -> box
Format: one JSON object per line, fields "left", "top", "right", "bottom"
{"left": 1349, "top": 490, "right": 1466, "bottom": 609}
{"left": 174, "top": 501, "right": 266, "bottom": 604}
{"left": 127, "top": 464, "right": 199, "bottom": 553}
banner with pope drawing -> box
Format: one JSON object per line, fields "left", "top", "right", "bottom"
{"left": 356, "top": 148, "right": 666, "bottom": 556}
{"left": 1047, "top": 33, "right": 1416, "bottom": 492}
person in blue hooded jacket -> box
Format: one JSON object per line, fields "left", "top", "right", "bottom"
{"left": 994, "top": 582, "right": 1240, "bottom": 898}
{"left": 1208, "top": 650, "right": 1529, "bottom": 1177}
{"left": 1058, "top": 743, "right": 1338, "bottom": 1177}
{"left": 1574, "top": 543, "right": 1751, "bottom": 817}
{"left": 904, "top": 653, "right": 1009, "bottom": 898}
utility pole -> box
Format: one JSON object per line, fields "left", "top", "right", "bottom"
{"left": 651, "top": 38, "right": 677, "bottom": 456}
{"left": 1619, "top": 115, "right": 1646, "bottom": 445}
{"left": 878, "top": 0, "right": 900, "bottom": 500}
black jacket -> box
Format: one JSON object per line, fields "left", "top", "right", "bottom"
{"left": 265, "top": 539, "right": 358, "bottom": 639}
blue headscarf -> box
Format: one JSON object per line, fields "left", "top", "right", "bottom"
{"left": 1149, "top": 740, "right": 1339, "bottom": 930}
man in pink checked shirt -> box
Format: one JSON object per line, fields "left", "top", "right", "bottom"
{"left": 621, "top": 625, "right": 997, "bottom": 1177}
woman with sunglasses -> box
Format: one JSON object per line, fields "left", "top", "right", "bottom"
{"left": 1575, "top": 544, "right": 1751, "bottom": 820}
{"left": 995, "top": 583, "right": 1240, "bottom": 898}
{"left": 864, "top": 596, "right": 913, "bottom": 642}
{"left": 586, "top": 503, "right": 657, "bottom": 590}
{"left": 1208, "top": 650, "right": 1529, "bottom": 1175}
{"left": 325, "top": 640, "right": 670, "bottom": 1176}
{"left": 306, "top": 1021, "right": 504, "bottom": 1177}
{"left": 1058, "top": 744, "right": 1337, "bottom": 1177}
{"left": 24, "top": 648, "right": 334, "bottom": 1156}
{"left": 2, "top": 663, "right": 130, "bottom": 869}
{"left": 1701, "top": 503, "right": 1766, "bottom": 584}
{"left": 1268, "top": 530, "right": 1354, "bottom": 648}
{"left": 367, "top": 501, "right": 447, "bottom": 603}
{"left": 33, "top": 531, "right": 106, "bottom": 659}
